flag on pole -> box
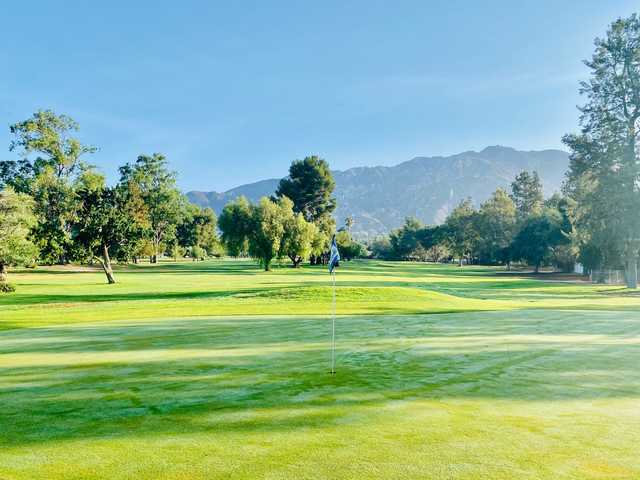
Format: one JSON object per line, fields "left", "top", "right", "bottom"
{"left": 329, "top": 235, "right": 340, "bottom": 274}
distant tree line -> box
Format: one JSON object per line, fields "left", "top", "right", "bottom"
{"left": 369, "top": 171, "right": 575, "bottom": 273}
{"left": 0, "top": 111, "right": 220, "bottom": 287}
{"left": 217, "top": 156, "right": 366, "bottom": 271}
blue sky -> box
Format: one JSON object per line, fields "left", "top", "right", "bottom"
{"left": 1, "top": 1, "right": 637, "bottom": 191}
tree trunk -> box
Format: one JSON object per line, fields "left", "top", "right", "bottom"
{"left": 0, "top": 262, "right": 7, "bottom": 284}
{"left": 535, "top": 262, "right": 540, "bottom": 274}
{"left": 100, "top": 245, "right": 117, "bottom": 284}
{"left": 289, "top": 255, "right": 302, "bottom": 268}
{"left": 626, "top": 255, "right": 638, "bottom": 289}
{"left": 506, "top": 261, "right": 511, "bottom": 271}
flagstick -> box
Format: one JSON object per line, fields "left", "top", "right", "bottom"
{"left": 331, "top": 271, "right": 336, "bottom": 374}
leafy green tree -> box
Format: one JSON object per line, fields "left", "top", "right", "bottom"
{"left": 119, "top": 154, "right": 184, "bottom": 263}
{"left": 369, "top": 236, "right": 394, "bottom": 260}
{"left": 476, "top": 188, "right": 517, "bottom": 267}
{"left": 389, "top": 217, "right": 424, "bottom": 260}
{"left": 335, "top": 230, "right": 367, "bottom": 260}
{"left": 277, "top": 197, "right": 317, "bottom": 267}
{"left": 248, "top": 197, "right": 287, "bottom": 271}
{"left": 190, "top": 245, "right": 206, "bottom": 261}
{"left": 511, "top": 209, "right": 568, "bottom": 273}
{"left": 0, "top": 188, "right": 38, "bottom": 291}
{"left": 218, "top": 196, "right": 253, "bottom": 256}
{"left": 511, "top": 170, "right": 543, "bottom": 220}
{"left": 177, "top": 203, "right": 219, "bottom": 255}
{"left": 416, "top": 225, "right": 449, "bottom": 262}
{"left": 563, "top": 14, "right": 640, "bottom": 287}
{"left": 445, "top": 199, "right": 479, "bottom": 266}
{"left": 275, "top": 155, "right": 336, "bottom": 225}
{"left": 72, "top": 178, "right": 134, "bottom": 284}
{"left": 8, "top": 110, "right": 96, "bottom": 180}
{"left": 2, "top": 111, "right": 97, "bottom": 264}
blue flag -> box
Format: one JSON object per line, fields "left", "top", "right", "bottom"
{"left": 329, "top": 235, "right": 340, "bottom": 274}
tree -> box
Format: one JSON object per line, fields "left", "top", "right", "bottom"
{"left": 476, "top": 188, "right": 517, "bottom": 267}
{"left": 275, "top": 155, "right": 336, "bottom": 225}
{"left": 444, "top": 199, "right": 479, "bottom": 266}
{"left": 72, "top": 179, "right": 133, "bottom": 284}
{"left": 248, "top": 197, "right": 287, "bottom": 271}
{"left": 0, "top": 188, "right": 38, "bottom": 291}
{"left": 511, "top": 209, "right": 567, "bottom": 273}
{"left": 511, "top": 170, "right": 543, "bottom": 220}
{"left": 563, "top": 14, "right": 640, "bottom": 288}
{"left": 8, "top": 110, "right": 96, "bottom": 180}
{"left": 389, "top": 217, "right": 424, "bottom": 260}
{"left": 177, "top": 203, "right": 219, "bottom": 255}
{"left": 119, "top": 154, "right": 184, "bottom": 263}
{"left": 416, "top": 225, "right": 450, "bottom": 262}
{"left": 335, "top": 230, "right": 367, "bottom": 260}
{"left": 369, "top": 236, "right": 394, "bottom": 260}
{"left": 279, "top": 197, "right": 318, "bottom": 267}
{"left": 218, "top": 196, "right": 253, "bottom": 256}
{"left": 2, "top": 111, "right": 97, "bottom": 264}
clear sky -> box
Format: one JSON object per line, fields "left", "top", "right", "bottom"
{"left": 1, "top": 1, "right": 637, "bottom": 191}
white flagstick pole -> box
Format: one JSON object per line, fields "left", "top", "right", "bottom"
{"left": 331, "top": 270, "right": 336, "bottom": 374}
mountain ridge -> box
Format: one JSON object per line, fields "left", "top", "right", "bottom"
{"left": 187, "top": 146, "right": 569, "bottom": 239}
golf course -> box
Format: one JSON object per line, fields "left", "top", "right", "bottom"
{"left": 1, "top": 260, "right": 638, "bottom": 479}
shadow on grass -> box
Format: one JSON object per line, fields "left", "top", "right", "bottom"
{"left": 0, "top": 287, "right": 287, "bottom": 306}
{"left": 0, "top": 310, "right": 638, "bottom": 446}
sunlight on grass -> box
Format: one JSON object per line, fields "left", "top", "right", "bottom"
{"left": 0, "top": 262, "right": 639, "bottom": 478}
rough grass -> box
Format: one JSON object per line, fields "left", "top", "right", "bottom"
{"left": 1, "top": 260, "right": 639, "bottom": 479}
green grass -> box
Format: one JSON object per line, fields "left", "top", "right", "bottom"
{"left": 1, "top": 260, "right": 639, "bottom": 479}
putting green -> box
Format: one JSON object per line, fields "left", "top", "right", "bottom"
{"left": 1, "top": 309, "right": 638, "bottom": 479}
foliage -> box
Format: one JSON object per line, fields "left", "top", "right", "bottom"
{"left": 389, "top": 217, "right": 424, "bottom": 260}
{"left": 2, "top": 111, "right": 97, "bottom": 264}
{"left": 368, "top": 236, "right": 394, "bottom": 260}
{"left": 247, "top": 197, "right": 287, "bottom": 271}
{"left": 0, "top": 188, "right": 38, "bottom": 289}
{"left": 510, "top": 170, "right": 543, "bottom": 220}
{"left": 177, "top": 203, "right": 219, "bottom": 255}
{"left": 190, "top": 245, "right": 206, "bottom": 261}
{"left": 511, "top": 209, "right": 568, "bottom": 272}
{"left": 444, "top": 199, "right": 479, "bottom": 265}
{"left": 275, "top": 155, "right": 336, "bottom": 227}
{"left": 335, "top": 230, "right": 367, "bottom": 260}
{"left": 118, "top": 154, "right": 184, "bottom": 263}
{"left": 218, "top": 196, "right": 253, "bottom": 256}
{"left": 475, "top": 188, "right": 517, "bottom": 265}
{"left": 563, "top": 14, "right": 640, "bottom": 287}
{"left": 279, "top": 197, "right": 318, "bottom": 267}
{"left": 72, "top": 179, "right": 136, "bottom": 284}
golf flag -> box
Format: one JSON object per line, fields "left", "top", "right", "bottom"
{"left": 329, "top": 235, "right": 340, "bottom": 274}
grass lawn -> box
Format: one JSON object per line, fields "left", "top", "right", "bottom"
{"left": 1, "top": 260, "right": 639, "bottom": 479}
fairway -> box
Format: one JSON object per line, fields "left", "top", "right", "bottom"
{"left": 1, "top": 261, "right": 639, "bottom": 479}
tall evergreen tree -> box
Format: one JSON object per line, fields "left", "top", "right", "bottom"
{"left": 563, "top": 14, "right": 640, "bottom": 287}
{"left": 275, "top": 156, "right": 336, "bottom": 225}
{"left": 511, "top": 170, "right": 543, "bottom": 220}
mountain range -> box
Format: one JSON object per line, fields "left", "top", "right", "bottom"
{"left": 187, "top": 146, "right": 569, "bottom": 239}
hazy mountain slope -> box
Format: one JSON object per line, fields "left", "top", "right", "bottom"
{"left": 187, "top": 146, "right": 569, "bottom": 239}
